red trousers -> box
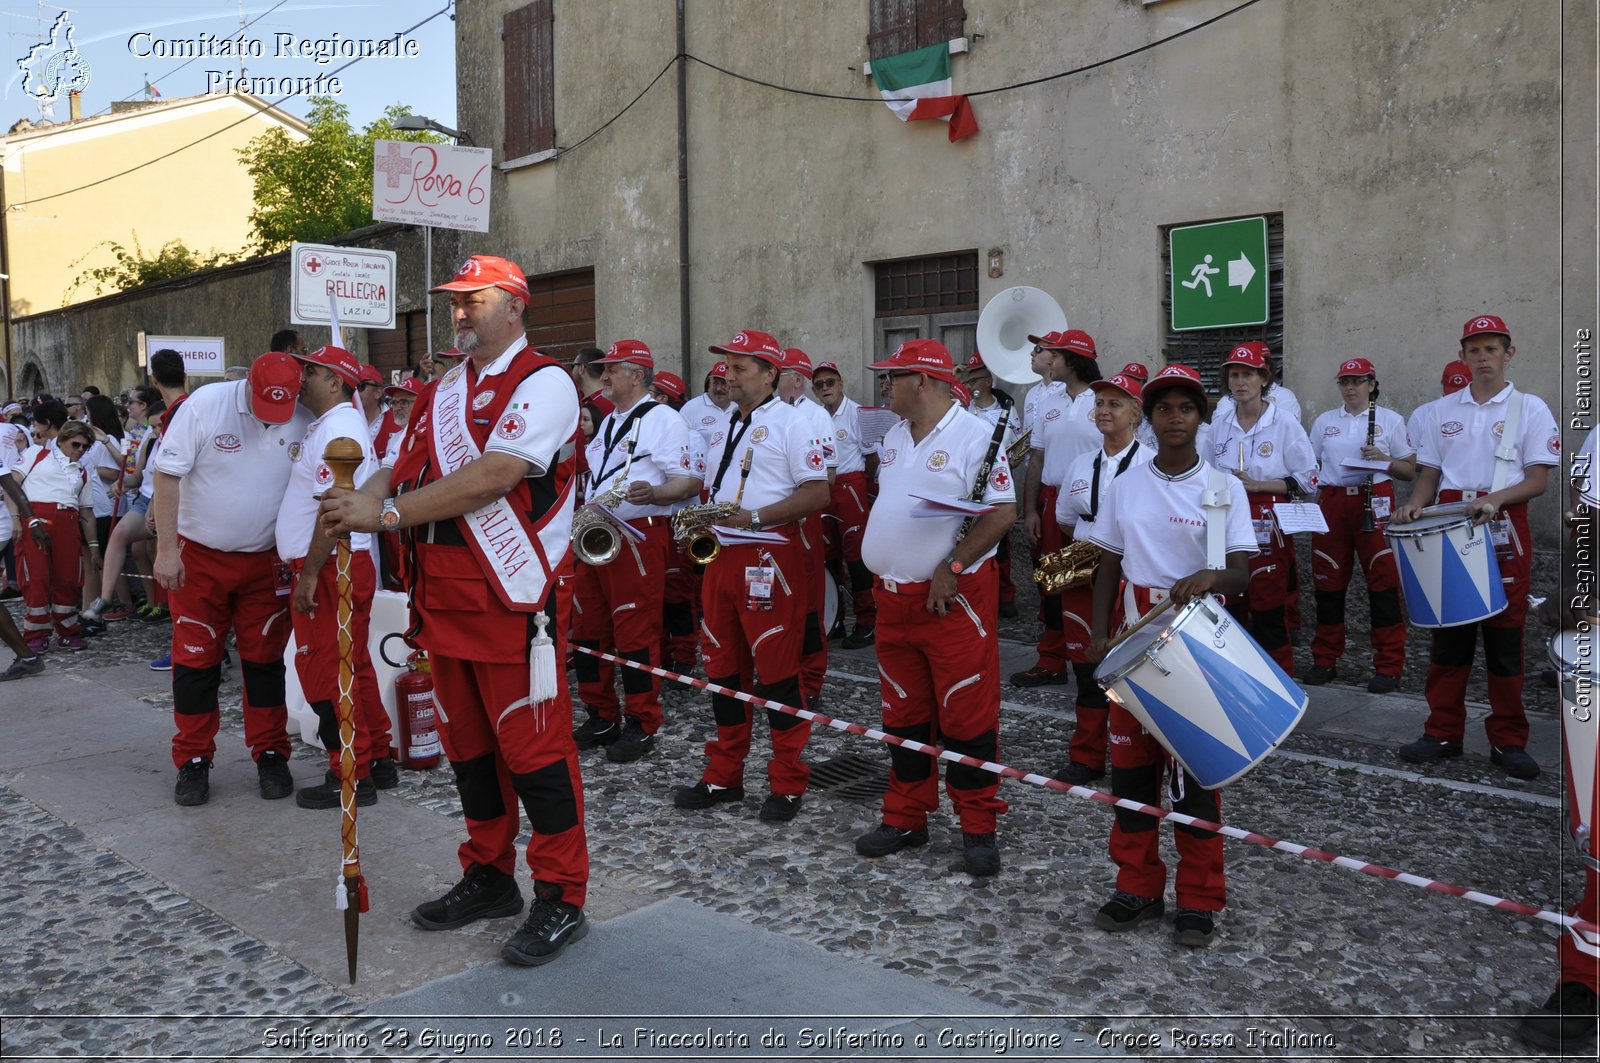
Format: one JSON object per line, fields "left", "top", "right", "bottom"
{"left": 1065, "top": 580, "right": 1123, "bottom": 773}
{"left": 698, "top": 534, "right": 810, "bottom": 795}
{"left": 798, "top": 513, "right": 828, "bottom": 701}
{"left": 1311, "top": 484, "right": 1404, "bottom": 676}
{"left": 661, "top": 535, "right": 700, "bottom": 666}
{"left": 572, "top": 519, "right": 669, "bottom": 733}
{"left": 1108, "top": 704, "right": 1226, "bottom": 910}
{"left": 1422, "top": 495, "right": 1533, "bottom": 748}
{"left": 169, "top": 540, "right": 292, "bottom": 768}
{"left": 17, "top": 503, "right": 84, "bottom": 637}
{"left": 1032, "top": 485, "right": 1067, "bottom": 672}
{"left": 874, "top": 563, "right": 1007, "bottom": 833}
{"left": 822, "top": 471, "right": 875, "bottom": 627}
{"left": 289, "top": 551, "right": 393, "bottom": 775}
{"left": 1234, "top": 492, "right": 1293, "bottom": 672}
{"left": 1561, "top": 738, "right": 1600, "bottom": 988}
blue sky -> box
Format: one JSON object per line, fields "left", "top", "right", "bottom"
{"left": 2, "top": 1, "right": 457, "bottom": 129}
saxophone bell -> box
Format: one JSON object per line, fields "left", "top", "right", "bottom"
{"left": 572, "top": 506, "right": 624, "bottom": 566}
{"left": 685, "top": 529, "right": 721, "bottom": 564}
{"left": 1034, "top": 540, "right": 1104, "bottom": 593}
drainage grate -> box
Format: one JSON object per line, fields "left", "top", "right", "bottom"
{"left": 807, "top": 753, "right": 890, "bottom": 801}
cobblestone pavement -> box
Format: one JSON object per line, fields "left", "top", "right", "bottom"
{"left": 0, "top": 583, "right": 1586, "bottom": 1060}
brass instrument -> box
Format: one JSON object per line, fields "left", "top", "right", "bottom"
{"left": 672, "top": 449, "right": 752, "bottom": 564}
{"left": 572, "top": 421, "right": 639, "bottom": 566}
{"left": 1005, "top": 427, "right": 1032, "bottom": 468}
{"left": 1034, "top": 540, "right": 1104, "bottom": 593}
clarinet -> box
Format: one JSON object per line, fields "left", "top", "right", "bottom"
{"left": 1360, "top": 389, "right": 1378, "bottom": 532}
{"left": 955, "top": 407, "right": 1012, "bottom": 547}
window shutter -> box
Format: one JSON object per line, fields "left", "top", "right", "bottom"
{"left": 916, "top": 0, "right": 966, "bottom": 48}
{"left": 503, "top": 1, "right": 554, "bottom": 158}
{"left": 867, "top": 0, "right": 917, "bottom": 61}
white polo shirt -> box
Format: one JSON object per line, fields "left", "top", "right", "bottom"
{"left": 1310, "top": 405, "right": 1413, "bottom": 487}
{"left": 861, "top": 402, "right": 1016, "bottom": 583}
{"left": 479, "top": 345, "right": 579, "bottom": 474}
{"left": 1413, "top": 382, "right": 1560, "bottom": 492}
{"left": 276, "top": 403, "right": 380, "bottom": 562}
{"left": 1207, "top": 401, "right": 1319, "bottom": 489}
{"left": 1056, "top": 438, "right": 1151, "bottom": 536}
{"left": 680, "top": 392, "right": 731, "bottom": 449}
{"left": 1021, "top": 379, "right": 1064, "bottom": 435}
{"left": 16, "top": 444, "right": 92, "bottom": 509}
{"left": 1215, "top": 385, "right": 1302, "bottom": 425}
{"left": 789, "top": 394, "right": 838, "bottom": 473}
{"left": 1036, "top": 386, "right": 1100, "bottom": 489}
{"left": 584, "top": 396, "right": 696, "bottom": 521}
{"left": 674, "top": 419, "right": 709, "bottom": 515}
{"left": 1087, "top": 460, "right": 1257, "bottom": 590}
{"left": 969, "top": 396, "right": 1021, "bottom": 459}
{"left": 155, "top": 380, "right": 311, "bottom": 553}
{"left": 828, "top": 395, "right": 875, "bottom": 475}
{"left": 702, "top": 394, "right": 826, "bottom": 512}
{"left": 87, "top": 438, "right": 126, "bottom": 518}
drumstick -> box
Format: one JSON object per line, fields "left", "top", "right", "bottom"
{"left": 1105, "top": 595, "right": 1178, "bottom": 656}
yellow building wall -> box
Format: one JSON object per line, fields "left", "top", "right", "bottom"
{"left": 2, "top": 95, "right": 305, "bottom": 316}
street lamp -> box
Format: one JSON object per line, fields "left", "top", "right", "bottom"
{"left": 393, "top": 113, "right": 473, "bottom": 365}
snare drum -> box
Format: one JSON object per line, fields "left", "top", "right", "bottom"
{"left": 1550, "top": 629, "right": 1600, "bottom": 855}
{"left": 1385, "top": 512, "right": 1507, "bottom": 627}
{"left": 823, "top": 569, "right": 839, "bottom": 633}
{"left": 1093, "top": 595, "right": 1309, "bottom": 789}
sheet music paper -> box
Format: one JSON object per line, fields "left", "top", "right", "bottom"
{"left": 1340, "top": 457, "right": 1392, "bottom": 473}
{"left": 709, "top": 526, "right": 790, "bottom": 546}
{"left": 1272, "top": 502, "right": 1329, "bottom": 535}
{"left": 907, "top": 492, "right": 997, "bottom": 517}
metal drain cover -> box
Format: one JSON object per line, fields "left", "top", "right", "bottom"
{"left": 807, "top": 753, "right": 889, "bottom": 801}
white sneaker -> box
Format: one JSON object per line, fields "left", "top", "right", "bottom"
{"left": 80, "top": 597, "right": 106, "bottom": 623}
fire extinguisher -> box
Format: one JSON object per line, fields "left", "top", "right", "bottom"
{"left": 382, "top": 634, "right": 442, "bottom": 770}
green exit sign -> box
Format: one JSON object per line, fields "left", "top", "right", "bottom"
{"left": 1169, "top": 217, "right": 1269, "bottom": 331}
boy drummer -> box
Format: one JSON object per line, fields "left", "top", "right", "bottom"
{"left": 1393, "top": 315, "right": 1559, "bottom": 780}
{"left": 1085, "top": 365, "right": 1255, "bottom": 948}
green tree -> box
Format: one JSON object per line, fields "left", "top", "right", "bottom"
{"left": 66, "top": 233, "right": 238, "bottom": 300}
{"left": 238, "top": 97, "right": 445, "bottom": 254}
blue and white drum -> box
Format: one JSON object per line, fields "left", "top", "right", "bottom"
{"left": 1094, "top": 594, "right": 1309, "bottom": 789}
{"left": 1385, "top": 512, "right": 1506, "bottom": 627}
{"left": 1550, "top": 629, "right": 1599, "bottom": 853}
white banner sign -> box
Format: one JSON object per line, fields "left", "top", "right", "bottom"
{"left": 146, "top": 335, "right": 225, "bottom": 377}
{"left": 371, "top": 139, "right": 493, "bottom": 233}
{"left": 290, "top": 243, "right": 397, "bottom": 330}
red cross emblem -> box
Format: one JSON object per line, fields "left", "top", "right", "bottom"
{"left": 304, "top": 256, "right": 323, "bottom": 275}
{"left": 375, "top": 141, "right": 415, "bottom": 188}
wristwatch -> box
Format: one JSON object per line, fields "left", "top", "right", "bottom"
{"left": 379, "top": 498, "right": 401, "bottom": 531}
{"left": 945, "top": 555, "right": 965, "bottom": 576}
{"left": 749, "top": 509, "right": 763, "bottom": 533}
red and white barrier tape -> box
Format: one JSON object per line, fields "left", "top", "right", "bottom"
{"left": 574, "top": 644, "right": 1600, "bottom": 937}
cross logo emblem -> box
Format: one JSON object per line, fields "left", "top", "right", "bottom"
{"left": 304, "top": 256, "right": 323, "bottom": 275}
{"left": 375, "top": 141, "right": 414, "bottom": 188}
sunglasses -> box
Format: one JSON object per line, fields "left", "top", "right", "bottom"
{"left": 60, "top": 439, "right": 88, "bottom": 452}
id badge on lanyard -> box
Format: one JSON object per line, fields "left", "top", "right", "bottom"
{"left": 1370, "top": 495, "right": 1392, "bottom": 524}
{"left": 274, "top": 561, "right": 294, "bottom": 597}
{"left": 745, "top": 553, "right": 776, "bottom": 612}
{"left": 1488, "top": 515, "right": 1511, "bottom": 547}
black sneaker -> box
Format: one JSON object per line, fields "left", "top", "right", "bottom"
{"left": 1173, "top": 908, "right": 1217, "bottom": 948}
{"left": 605, "top": 719, "right": 656, "bottom": 763}
{"left": 256, "top": 751, "right": 294, "bottom": 799}
{"left": 1009, "top": 666, "right": 1070, "bottom": 688}
{"left": 0, "top": 655, "right": 44, "bottom": 681}
{"left": 842, "top": 625, "right": 876, "bottom": 649}
{"left": 962, "top": 832, "right": 1001, "bottom": 876}
{"left": 1094, "top": 890, "right": 1164, "bottom": 932}
{"left": 1367, "top": 674, "right": 1401, "bottom": 694}
{"left": 826, "top": 617, "right": 847, "bottom": 641}
{"left": 573, "top": 716, "right": 620, "bottom": 750}
{"left": 369, "top": 757, "right": 401, "bottom": 789}
{"left": 174, "top": 757, "right": 211, "bottom": 806}
{"left": 1518, "top": 981, "right": 1599, "bottom": 1052}
{"left": 295, "top": 771, "right": 377, "bottom": 809}
{"left": 501, "top": 886, "right": 588, "bottom": 967}
{"left": 855, "top": 822, "right": 929, "bottom": 857}
{"left": 1057, "top": 762, "right": 1105, "bottom": 785}
{"left": 673, "top": 782, "right": 744, "bottom": 810}
{"left": 1300, "top": 664, "right": 1337, "bottom": 686}
{"left": 1491, "top": 745, "right": 1541, "bottom": 780}
{"left": 1397, "top": 735, "right": 1463, "bottom": 763}
{"left": 759, "top": 793, "right": 803, "bottom": 822}
{"left": 412, "top": 863, "right": 524, "bottom": 930}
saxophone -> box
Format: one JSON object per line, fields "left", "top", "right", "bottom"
{"left": 1034, "top": 539, "right": 1105, "bottom": 593}
{"left": 1005, "top": 427, "right": 1033, "bottom": 468}
{"left": 571, "top": 421, "right": 639, "bottom": 567}
{"left": 672, "top": 448, "right": 752, "bottom": 564}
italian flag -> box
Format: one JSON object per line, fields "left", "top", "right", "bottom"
{"left": 870, "top": 42, "right": 979, "bottom": 143}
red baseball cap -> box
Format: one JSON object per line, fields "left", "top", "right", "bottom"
{"left": 813, "top": 361, "right": 842, "bottom": 378}
{"left": 781, "top": 348, "right": 814, "bottom": 379}
{"left": 1336, "top": 357, "right": 1377, "bottom": 379}
{"left": 292, "top": 344, "right": 362, "bottom": 390}
{"left": 1142, "top": 364, "right": 1208, "bottom": 406}
{"left": 248, "top": 351, "right": 303, "bottom": 424}
{"left": 965, "top": 352, "right": 990, "bottom": 373}
{"left": 1225, "top": 341, "right": 1271, "bottom": 370}
{"left": 434, "top": 347, "right": 464, "bottom": 361}
{"left": 868, "top": 339, "right": 959, "bottom": 384}
{"left": 1090, "top": 373, "right": 1144, "bottom": 403}
{"left": 1441, "top": 359, "right": 1473, "bottom": 394}
{"left": 384, "top": 376, "right": 423, "bottom": 399}
{"left": 429, "top": 254, "right": 531, "bottom": 301}
{"left": 596, "top": 339, "right": 653, "bottom": 368}
{"left": 652, "top": 372, "right": 686, "bottom": 401}
{"left": 357, "top": 363, "right": 384, "bottom": 387}
{"left": 708, "top": 361, "right": 729, "bottom": 380}
{"left": 1029, "top": 329, "right": 1097, "bottom": 358}
{"left": 1119, "top": 361, "right": 1149, "bottom": 381}
{"left": 1461, "top": 314, "right": 1510, "bottom": 343}
{"left": 709, "top": 329, "right": 784, "bottom": 366}
{"left": 951, "top": 380, "right": 972, "bottom": 406}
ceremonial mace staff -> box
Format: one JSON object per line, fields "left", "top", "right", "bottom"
{"left": 322, "top": 437, "right": 368, "bottom": 983}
